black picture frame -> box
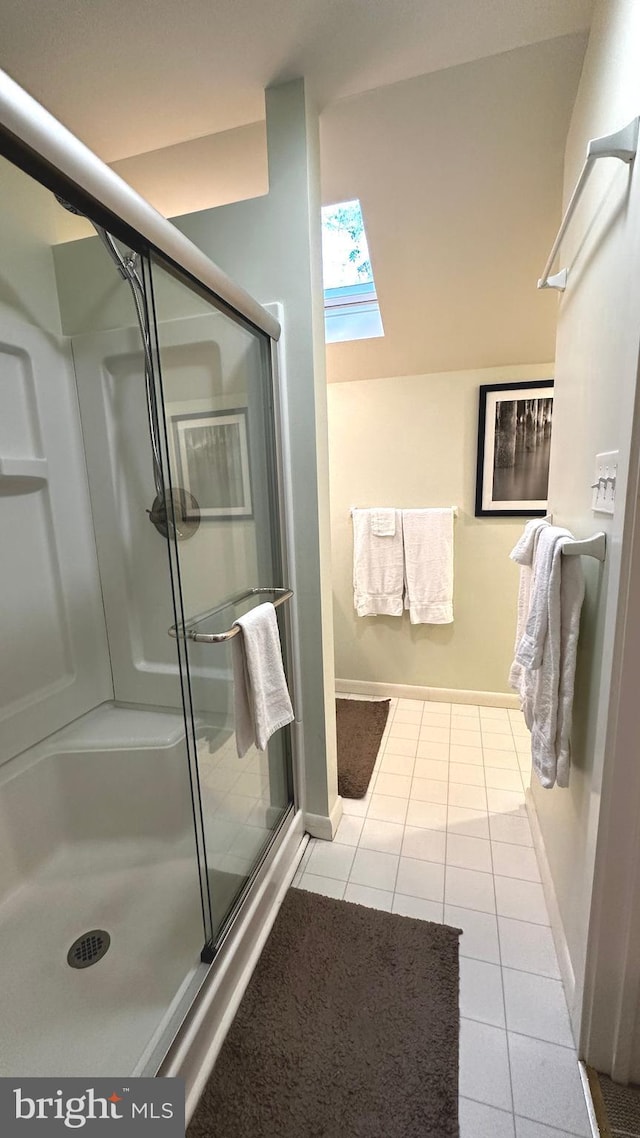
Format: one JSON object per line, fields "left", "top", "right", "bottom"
{"left": 475, "top": 380, "right": 554, "bottom": 517}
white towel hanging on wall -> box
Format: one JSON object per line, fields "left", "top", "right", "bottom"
{"left": 402, "top": 508, "right": 455, "bottom": 625}
{"left": 371, "top": 508, "right": 396, "bottom": 537}
{"left": 350, "top": 506, "right": 457, "bottom": 623}
{"left": 351, "top": 508, "right": 404, "bottom": 617}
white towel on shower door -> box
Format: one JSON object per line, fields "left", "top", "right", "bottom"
{"left": 401, "top": 508, "right": 454, "bottom": 624}
{"left": 352, "top": 508, "right": 404, "bottom": 616}
{"left": 231, "top": 602, "right": 294, "bottom": 758}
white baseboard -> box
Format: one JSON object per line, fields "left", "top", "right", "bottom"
{"left": 304, "top": 794, "right": 344, "bottom": 840}
{"left": 159, "top": 809, "right": 305, "bottom": 1122}
{"left": 526, "top": 788, "right": 577, "bottom": 1027}
{"left": 335, "top": 678, "right": 520, "bottom": 709}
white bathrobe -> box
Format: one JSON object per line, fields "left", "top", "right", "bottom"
{"left": 510, "top": 524, "right": 585, "bottom": 789}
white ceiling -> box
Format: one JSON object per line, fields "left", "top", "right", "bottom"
{"left": 0, "top": 0, "right": 593, "bottom": 162}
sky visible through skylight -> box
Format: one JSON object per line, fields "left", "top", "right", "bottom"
{"left": 321, "top": 199, "right": 374, "bottom": 290}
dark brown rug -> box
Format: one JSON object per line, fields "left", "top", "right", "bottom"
{"left": 188, "top": 889, "right": 461, "bottom": 1138}
{"left": 336, "top": 697, "right": 390, "bottom": 798}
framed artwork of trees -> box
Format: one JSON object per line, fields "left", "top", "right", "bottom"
{"left": 475, "top": 380, "right": 554, "bottom": 517}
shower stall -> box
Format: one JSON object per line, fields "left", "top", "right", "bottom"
{"left": 0, "top": 71, "right": 303, "bottom": 1085}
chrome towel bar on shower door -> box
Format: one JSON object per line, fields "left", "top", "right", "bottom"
{"left": 168, "top": 587, "right": 294, "bottom": 643}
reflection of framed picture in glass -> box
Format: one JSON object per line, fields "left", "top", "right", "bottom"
{"left": 475, "top": 380, "right": 554, "bottom": 517}
{"left": 171, "top": 407, "right": 253, "bottom": 520}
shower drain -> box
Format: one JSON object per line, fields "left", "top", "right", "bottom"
{"left": 67, "top": 930, "right": 111, "bottom": 969}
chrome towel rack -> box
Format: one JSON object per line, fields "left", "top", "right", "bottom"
{"left": 168, "top": 586, "right": 293, "bottom": 643}
{"left": 537, "top": 117, "right": 639, "bottom": 292}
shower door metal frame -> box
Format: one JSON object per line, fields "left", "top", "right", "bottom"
{"left": 156, "top": 318, "right": 307, "bottom": 1110}
{"left": 140, "top": 259, "right": 300, "bottom": 963}
{"left": 266, "top": 308, "right": 306, "bottom": 820}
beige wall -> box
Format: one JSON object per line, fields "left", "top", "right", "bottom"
{"left": 111, "top": 122, "right": 268, "bottom": 220}
{"left": 320, "top": 34, "right": 586, "bottom": 384}
{"left": 528, "top": 0, "right": 640, "bottom": 1042}
{"left": 324, "top": 37, "right": 588, "bottom": 700}
{"left": 329, "top": 363, "right": 553, "bottom": 693}
{"left": 52, "top": 122, "right": 269, "bottom": 244}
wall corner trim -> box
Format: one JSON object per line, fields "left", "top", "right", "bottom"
{"left": 304, "top": 796, "right": 344, "bottom": 840}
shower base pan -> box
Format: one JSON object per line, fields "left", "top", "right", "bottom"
{"left": 0, "top": 704, "right": 227, "bottom": 1078}
{"left": 0, "top": 839, "right": 205, "bottom": 1077}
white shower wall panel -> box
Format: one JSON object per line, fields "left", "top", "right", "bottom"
{"left": 72, "top": 324, "right": 182, "bottom": 710}
{"left": 72, "top": 312, "right": 261, "bottom": 720}
{"left": 0, "top": 311, "right": 112, "bottom": 765}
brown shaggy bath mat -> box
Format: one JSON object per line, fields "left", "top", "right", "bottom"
{"left": 188, "top": 889, "right": 461, "bottom": 1138}
{"left": 336, "top": 697, "right": 390, "bottom": 798}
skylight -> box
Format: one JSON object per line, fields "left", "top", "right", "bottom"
{"left": 321, "top": 199, "right": 384, "bottom": 344}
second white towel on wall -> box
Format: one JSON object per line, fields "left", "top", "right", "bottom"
{"left": 352, "top": 507, "right": 454, "bottom": 625}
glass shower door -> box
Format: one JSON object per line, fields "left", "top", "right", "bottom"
{"left": 144, "top": 256, "right": 295, "bottom": 954}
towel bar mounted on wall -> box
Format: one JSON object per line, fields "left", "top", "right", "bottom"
{"left": 561, "top": 533, "right": 606, "bottom": 561}
{"left": 537, "top": 117, "right": 639, "bottom": 292}
{"left": 350, "top": 506, "right": 459, "bottom": 517}
{"left": 168, "top": 587, "right": 294, "bottom": 643}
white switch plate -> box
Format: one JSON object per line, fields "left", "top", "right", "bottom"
{"left": 593, "top": 450, "right": 619, "bottom": 514}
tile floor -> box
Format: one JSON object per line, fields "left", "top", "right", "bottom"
{"left": 293, "top": 695, "right": 593, "bottom": 1138}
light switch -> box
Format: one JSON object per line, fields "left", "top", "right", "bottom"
{"left": 593, "top": 451, "right": 619, "bottom": 514}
